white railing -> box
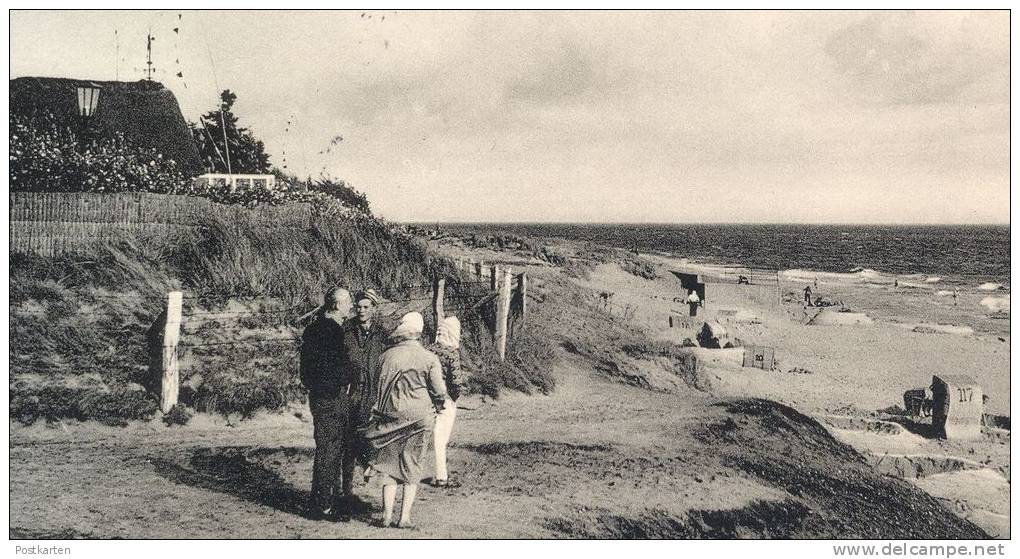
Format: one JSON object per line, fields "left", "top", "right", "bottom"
{"left": 193, "top": 173, "right": 276, "bottom": 190}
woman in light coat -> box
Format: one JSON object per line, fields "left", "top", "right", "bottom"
{"left": 363, "top": 312, "right": 447, "bottom": 528}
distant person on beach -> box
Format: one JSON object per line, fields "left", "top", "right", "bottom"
{"left": 686, "top": 289, "right": 701, "bottom": 317}
{"left": 364, "top": 312, "right": 448, "bottom": 528}
{"left": 953, "top": 288, "right": 959, "bottom": 306}
{"left": 803, "top": 285, "right": 813, "bottom": 306}
{"left": 299, "top": 287, "right": 354, "bottom": 521}
{"left": 427, "top": 316, "right": 469, "bottom": 489}
{"left": 336, "top": 289, "right": 388, "bottom": 516}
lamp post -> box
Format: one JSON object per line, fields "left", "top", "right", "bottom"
{"left": 75, "top": 85, "right": 101, "bottom": 149}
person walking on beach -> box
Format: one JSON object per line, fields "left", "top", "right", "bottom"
{"left": 363, "top": 312, "right": 448, "bottom": 528}
{"left": 803, "top": 285, "right": 813, "bottom": 307}
{"left": 299, "top": 287, "right": 355, "bottom": 521}
{"left": 427, "top": 316, "right": 468, "bottom": 488}
{"left": 686, "top": 289, "right": 701, "bottom": 317}
{"left": 953, "top": 287, "right": 959, "bottom": 306}
{"left": 341, "top": 289, "right": 388, "bottom": 514}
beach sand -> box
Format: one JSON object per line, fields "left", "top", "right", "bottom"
{"left": 578, "top": 253, "right": 1011, "bottom": 537}
{"left": 435, "top": 240, "right": 1010, "bottom": 537}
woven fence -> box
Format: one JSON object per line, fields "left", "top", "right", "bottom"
{"left": 10, "top": 192, "right": 314, "bottom": 256}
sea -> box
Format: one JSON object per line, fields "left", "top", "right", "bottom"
{"left": 428, "top": 223, "right": 1011, "bottom": 290}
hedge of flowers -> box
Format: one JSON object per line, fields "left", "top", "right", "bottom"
{"left": 10, "top": 114, "right": 374, "bottom": 220}
{"left": 11, "top": 114, "right": 186, "bottom": 194}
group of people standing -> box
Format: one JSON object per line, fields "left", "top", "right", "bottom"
{"left": 299, "top": 287, "right": 467, "bottom": 528}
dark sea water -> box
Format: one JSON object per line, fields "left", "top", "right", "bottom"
{"left": 429, "top": 223, "right": 1010, "bottom": 288}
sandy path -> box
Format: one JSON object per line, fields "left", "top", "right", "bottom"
{"left": 10, "top": 356, "right": 783, "bottom": 539}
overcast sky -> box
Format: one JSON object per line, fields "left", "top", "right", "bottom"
{"left": 10, "top": 10, "right": 1010, "bottom": 223}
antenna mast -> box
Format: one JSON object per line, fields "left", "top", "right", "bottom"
{"left": 146, "top": 27, "right": 155, "bottom": 81}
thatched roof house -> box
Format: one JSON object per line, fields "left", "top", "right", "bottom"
{"left": 10, "top": 77, "right": 202, "bottom": 175}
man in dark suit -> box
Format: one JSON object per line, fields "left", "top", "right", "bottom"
{"left": 300, "top": 287, "right": 355, "bottom": 521}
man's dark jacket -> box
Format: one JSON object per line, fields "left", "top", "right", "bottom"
{"left": 342, "top": 320, "right": 388, "bottom": 426}
{"left": 300, "top": 315, "right": 352, "bottom": 397}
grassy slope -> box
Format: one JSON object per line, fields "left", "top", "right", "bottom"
{"left": 10, "top": 202, "right": 553, "bottom": 425}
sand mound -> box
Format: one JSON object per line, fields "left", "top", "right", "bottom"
{"left": 808, "top": 309, "right": 873, "bottom": 326}
{"left": 544, "top": 398, "right": 988, "bottom": 539}
{"left": 910, "top": 323, "right": 974, "bottom": 336}
{"left": 980, "top": 295, "right": 1010, "bottom": 313}
{"left": 716, "top": 308, "right": 762, "bottom": 324}
{"left": 870, "top": 454, "right": 985, "bottom": 480}
{"left": 688, "top": 347, "right": 744, "bottom": 368}
{"left": 978, "top": 282, "right": 1006, "bottom": 291}
{"left": 819, "top": 415, "right": 903, "bottom": 435}
{"left": 914, "top": 469, "right": 1011, "bottom": 538}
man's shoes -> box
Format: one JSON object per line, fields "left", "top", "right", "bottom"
{"left": 339, "top": 494, "right": 372, "bottom": 514}
{"left": 309, "top": 507, "right": 333, "bottom": 521}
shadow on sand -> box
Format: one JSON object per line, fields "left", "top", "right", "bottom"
{"left": 151, "top": 446, "right": 320, "bottom": 519}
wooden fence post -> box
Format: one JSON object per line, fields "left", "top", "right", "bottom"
{"left": 490, "top": 264, "right": 500, "bottom": 291}
{"left": 160, "top": 291, "right": 183, "bottom": 413}
{"left": 495, "top": 268, "right": 512, "bottom": 361}
{"left": 518, "top": 272, "right": 528, "bottom": 324}
{"left": 432, "top": 276, "right": 446, "bottom": 342}
{"left": 475, "top": 260, "right": 483, "bottom": 280}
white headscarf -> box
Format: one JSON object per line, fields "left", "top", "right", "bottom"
{"left": 391, "top": 311, "right": 425, "bottom": 341}
{"left": 435, "top": 316, "right": 461, "bottom": 348}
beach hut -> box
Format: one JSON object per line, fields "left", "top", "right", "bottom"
{"left": 931, "top": 374, "right": 983, "bottom": 440}
{"left": 697, "top": 321, "right": 729, "bottom": 348}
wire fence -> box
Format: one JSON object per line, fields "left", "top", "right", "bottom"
{"left": 12, "top": 245, "right": 532, "bottom": 417}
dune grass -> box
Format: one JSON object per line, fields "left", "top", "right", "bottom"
{"left": 11, "top": 203, "right": 555, "bottom": 424}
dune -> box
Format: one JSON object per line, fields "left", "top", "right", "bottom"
{"left": 910, "top": 323, "right": 974, "bottom": 336}
{"left": 978, "top": 282, "right": 1005, "bottom": 291}
{"left": 808, "top": 309, "right": 873, "bottom": 326}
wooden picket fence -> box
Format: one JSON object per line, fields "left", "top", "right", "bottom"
{"left": 9, "top": 192, "right": 313, "bottom": 256}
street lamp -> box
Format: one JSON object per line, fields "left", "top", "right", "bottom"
{"left": 76, "top": 85, "right": 101, "bottom": 119}
{"left": 75, "top": 85, "right": 101, "bottom": 149}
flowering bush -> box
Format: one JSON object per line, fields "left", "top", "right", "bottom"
{"left": 10, "top": 113, "right": 374, "bottom": 220}
{"left": 10, "top": 113, "right": 186, "bottom": 194}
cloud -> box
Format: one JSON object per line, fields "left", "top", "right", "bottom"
{"left": 505, "top": 40, "right": 594, "bottom": 103}
{"left": 824, "top": 12, "right": 1008, "bottom": 106}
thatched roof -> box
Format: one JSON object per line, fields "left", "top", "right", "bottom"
{"left": 10, "top": 77, "right": 202, "bottom": 175}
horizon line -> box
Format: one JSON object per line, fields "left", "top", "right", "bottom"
{"left": 396, "top": 220, "right": 1011, "bottom": 227}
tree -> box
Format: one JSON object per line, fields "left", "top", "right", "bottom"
{"left": 191, "top": 90, "right": 271, "bottom": 174}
